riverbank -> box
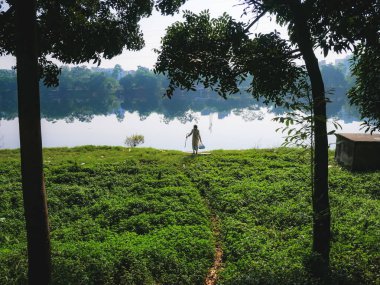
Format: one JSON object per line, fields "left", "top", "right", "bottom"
{"left": 1, "top": 146, "right": 379, "bottom": 284}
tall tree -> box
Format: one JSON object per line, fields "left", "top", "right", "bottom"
{"left": 155, "top": 0, "right": 379, "bottom": 279}
{"left": 15, "top": 0, "right": 51, "bottom": 283}
{"left": 154, "top": 6, "right": 330, "bottom": 278}
{"left": 1, "top": 0, "right": 187, "bottom": 283}
{"left": 305, "top": 0, "right": 380, "bottom": 131}
{"left": 285, "top": 2, "right": 330, "bottom": 276}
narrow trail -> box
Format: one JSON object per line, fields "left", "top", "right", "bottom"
{"left": 183, "top": 158, "right": 223, "bottom": 284}
{"left": 204, "top": 214, "right": 223, "bottom": 285}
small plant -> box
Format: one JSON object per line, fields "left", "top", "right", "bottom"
{"left": 125, "top": 134, "right": 145, "bottom": 148}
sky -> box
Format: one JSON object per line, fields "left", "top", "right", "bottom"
{"left": 0, "top": 0, "right": 349, "bottom": 71}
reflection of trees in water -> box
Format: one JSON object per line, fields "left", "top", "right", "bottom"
{"left": 65, "top": 113, "right": 94, "bottom": 123}
{"left": 0, "top": 69, "right": 18, "bottom": 120}
{"left": 335, "top": 103, "right": 361, "bottom": 124}
{"left": 232, "top": 105, "right": 266, "bottom": 122}
{"left": 0, "top": 62, "right": 359, "bottom": 123}
{"left": 161, "top": 110, "right": 199, "bottom": 125}
{"left": 209, "top": 113, "right": 213, "bottom": 133}
{"left": 138, "top": 114, "right": 149, "bottom": 121}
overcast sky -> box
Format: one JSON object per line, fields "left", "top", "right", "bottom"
{"left": 0, "top": 0, "right": 349, "bottom": 71}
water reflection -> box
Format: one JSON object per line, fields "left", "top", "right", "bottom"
{"left": 0, "top": 108, "right": 366, "bottom": 150}
{"left": 0, "top": 67, "right": 360, "bottom": 125}
{"left": 0, "top": 65, "right": 369, "bottom": 149}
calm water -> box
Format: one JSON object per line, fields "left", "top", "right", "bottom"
{"left": 0, "top": 108, "right": 367, "bottom": 150}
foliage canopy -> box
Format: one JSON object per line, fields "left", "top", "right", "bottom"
{"left": 155, "top": 10, "right": 304, "bottom": 106}
{"left": 155, "top": 1, "right": 380, "bottom": 130}
{"left": 0, "top": 0, "right": 188, "bottom": 86}
{"left": 349, "top": 44, "right": 380, "bottom": 132}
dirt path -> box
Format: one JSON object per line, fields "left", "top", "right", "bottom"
{"left": 204, "top": 215, "right": 223, "bottom": 285}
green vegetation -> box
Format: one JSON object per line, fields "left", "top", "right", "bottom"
{"left": 125, "top": 134, "right": 145, "bottom": 148}
{"left": 0, "top": 147, "right": 213, "bottom": 284}
{"left": 0, "top": 146, "right": 379, "bottom": 284}
{"left": 184, "top": 149, "right": 379, "bottom": 284}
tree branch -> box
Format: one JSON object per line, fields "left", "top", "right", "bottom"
{"left": 290, "top": 48, "right": 300, "bottom": 54}
{"left": 244, "top": 9, "right": 268, "bottom": 33}
{"left": 287, "top": 48, "right": 301, "bottom": 58}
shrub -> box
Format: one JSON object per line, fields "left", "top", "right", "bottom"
{"left": 125, "top": 134, "right": 144, "bottom": 148}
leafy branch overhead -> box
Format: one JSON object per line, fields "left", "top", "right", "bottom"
{"left": 154, "top": 10, "right": 304, "bottom": 105}
{"left": 0, "top": 0, "right": 191, "bottom": 86}
{"left": 349, "top": 44, "right": 380, "bottom": 133}
{"left": 155, "top": 1, "right": 380, "bottom": 131}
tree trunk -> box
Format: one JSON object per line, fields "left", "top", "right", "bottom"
{"left": 287, "top": 0, "right": 331, "bottom": 279}
{"left": 15, "top": 0, "right": 52, "bottom": 284}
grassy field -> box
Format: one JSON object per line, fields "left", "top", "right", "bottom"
{"left": 0, "top": 146, "right": 379, "bottom": 284}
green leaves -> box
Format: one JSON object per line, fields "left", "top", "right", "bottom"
{"left": 307, "top": 0, "right": 380, "bottom": 54}
{"left": 125, "top": 134, "right": 145, "bottom": 148}
{"left": 0, "top": 0, "right": 191, "bottom": 86}
{"left": 155, "top": 10, "right": 248, "bottom": 98}
{"left": 155, "top": 10, "right": 305, "bottom": 107}
{"left": 155, "top": 0, "right": 187, "bottom": 15}
{"left": 348, "top": 44, "right": 380, "bottom": 133}
{"left": 235, "top": 32, "right": 304, "bottom": 104}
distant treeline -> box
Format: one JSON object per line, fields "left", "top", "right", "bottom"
{"left": 0, "top": 60, "right": 357, "bottom": 122}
